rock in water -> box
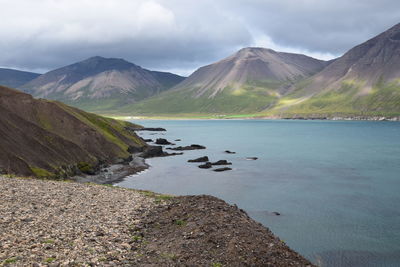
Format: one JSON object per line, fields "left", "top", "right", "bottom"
{"left": 213, "top": 167, "right": 232, "bottom": 172}
{"left": 188, "top": 156, "right": 209, "bottom": 163}
{"left": 246, "top": 157, "right": 258, "bottom": 160}
{"left": 211, "top": 160, "right": 232, "bottom": 165}
{"left": 198, "top": 162, "right": 212, "bottom": 169}
{"left": 155, "top": 138, "right": 173, "bottom": 145}
{"left": 168, "top": 144, "right": 206, "bottom": 151}
{"left": 225, "top": 150, "right": 236, "bottom": 154}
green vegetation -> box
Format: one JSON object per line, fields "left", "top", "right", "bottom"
{"left": 174, "top": 219, "right": 187, "bottom": 226}
{"left": 91, "top": 77, "right": 400, "bottom": 119}
{"left": 2, "top": 257, "right": 18, "bottom": 264}
{"left": 44, "top": 257, "right": 56, "bottom": 263}
{"left": 265, "top": 79, "right": 400, "bottom": 118}
{"left": 77, "top": 162, "right": 94, "bottom": 174}
{"left": 113, "top": 81, "right": 281, "bottom": 116}
{"left": 212, "top": 263, "right": 223, "bottom": 267}
{"left": 30, "top": 167, "right": 54, "bottom": 178}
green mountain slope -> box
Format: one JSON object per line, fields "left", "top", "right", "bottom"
{"left": 0, "top": 85, "right": 145, "bottom": 178}
{"left": 265, "top": 23, "right": 400, "bottom": 118}
{"left": 114, "top": 47, "right": 327, "bottom": 116}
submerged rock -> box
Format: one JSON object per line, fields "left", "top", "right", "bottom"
{"left": 246, "top": 157, "right": 258, "bottom": 160}
{"left": 155, "top": 138, "right": 173, "bottom": 145}
{"left": 211, "top": 160, "right": 232, "bottom": 165}
{"left": 198, "top": 162, "right": 212, "bottom": 169}
{"left": 188, "top": 156, "right": 209, "bottom": 163}
{"left": 134, "top": 127, "right": 166, "bottom": 131}
{"left": 213, "top": 167, "right": 232, "bottom": 172}
{"left": 272, "top": 212, "right": 281, "bottom": 216}
{"left": 168, "top": 144, "right": 206, "bottom": 151}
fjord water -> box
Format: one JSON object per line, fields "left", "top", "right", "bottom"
{"left": 117, "top": 120, "right": 400, "bottom": 266}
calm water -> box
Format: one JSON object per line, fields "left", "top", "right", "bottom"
{"left": 117, "top": 120, "right": 400, "bottom": 266}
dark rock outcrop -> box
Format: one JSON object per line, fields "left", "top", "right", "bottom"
{"left": 211, "top": 160, "right": 232, "bottom": 165}
{"left": 135, "top": 127, "right": 166, "bottom": 132}
{"left": 198, "top": 162, "right": 212, "bottom": 169}
{"left": 155, "top": 138, "right": 173, "bottom": 145}
{"left": 168, "top": 144, "right": 206, "bottom": 151}
{"left": 188, "top": 156, "right": 209, "bottom": 163}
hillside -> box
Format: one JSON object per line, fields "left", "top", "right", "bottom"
{"left": 121, "top": 47, "right": 328, "bottom": 115}
{"left": 0, "top": 85, "right": 145, "bottom": 178}
{"left": 0, "top": 68, "right": 39, "bottom": 88}
{"left": 19, "top": 56, "right": 184, "bottom": 113}
{"left": 266, "top": 23, "right": 400, "bottom": 118}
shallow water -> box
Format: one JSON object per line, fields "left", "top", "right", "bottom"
{"left": 117, "top": 119, "right": 400, "bottom": 266}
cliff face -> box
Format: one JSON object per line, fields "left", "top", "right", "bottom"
{"left": 0, "top": 85, "right": 145, "bottom": 177}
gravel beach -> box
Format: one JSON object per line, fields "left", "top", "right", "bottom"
{"left": 0, "top": 176, "right": 314, "bottom": 266}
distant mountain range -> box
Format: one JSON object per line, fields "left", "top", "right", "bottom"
{"left": 0, "top": 85, "right": 144, "bottom": 178}
{"left": 127, "top": 23, "right": 400, "bottom": 118}
{"left": 0, "top": 68, "right": 39, "bottom": 88}
{"left": 19, "top": 56, "right": 185, "bottom": 113}
{"left": 2, "top": 22, "right": 399, "bottom": 118}
{"left": 125, "top": 47, "right": 329, "bottom": 114}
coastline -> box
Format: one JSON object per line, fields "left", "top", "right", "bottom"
{"left": 0, "top": 176, "right": 314, "bottom": 266}
{"left": 106, "top": 114, "right": 400, "bottom": 122}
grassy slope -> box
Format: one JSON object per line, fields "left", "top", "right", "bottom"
{"left": 111, "top": 80, "right": 284, "bottom": 116}
{"left": 264, "top": 79, "right": 400, "bottom": 118}
{"left": 103, "top": 78, "right": 400, "bottom": 119}
{"left": 0, "top": 86, "right": 145, "bottom": 178}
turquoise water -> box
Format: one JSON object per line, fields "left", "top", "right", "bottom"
{"left": 117, "top": 120, "right": 400, "bottom": 266}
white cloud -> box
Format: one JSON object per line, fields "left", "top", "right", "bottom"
{"left": 0, "top": 0, "right": 398, "bottom": 75}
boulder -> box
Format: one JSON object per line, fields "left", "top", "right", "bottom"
{"left": 211, "top": 160, "right": 232, "bottom": 165}
{"left": 198, "top": 162, "right": 212, "bottom": 169}
{"left": 155, "top": 138, "right": 173, "bottom": 145}
{"left": 188, "top": 156, "right": 209, "bottom": 163}
{"left": 168, "top": 144, "right": 206, "bottom": 151}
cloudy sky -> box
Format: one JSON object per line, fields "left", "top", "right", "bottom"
{"left": 0, "top": 0, "right": 399, "bottom": 76}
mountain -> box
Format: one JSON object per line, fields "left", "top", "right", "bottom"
{"left": 20, "top": 56, "right": 185, "bottom": 113}
{"left": 0, "top": 85, "right": 145, "bottom": 178}
{"left": 123, "top": 47, "right": 328, "bottom": 115}
{"left": 268, "top": 23, "right": 400, "bottom": 118}
{"left": 0, "top": 68, "right": 40, "bottom": 88}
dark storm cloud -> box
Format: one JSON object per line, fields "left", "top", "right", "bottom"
{"left": 0, "top": 0, "right": 399, "bottom": 75}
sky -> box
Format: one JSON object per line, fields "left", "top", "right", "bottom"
{"left": 0, "top": 0, "right": 399, "bottom": 76}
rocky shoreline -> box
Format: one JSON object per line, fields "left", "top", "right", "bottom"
{"left": 0, "top": 176, "right": 314, "bottom": 266}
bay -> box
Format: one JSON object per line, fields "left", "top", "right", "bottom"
{"left": 117, "top": 119, "right": 400, "bottom": 266}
